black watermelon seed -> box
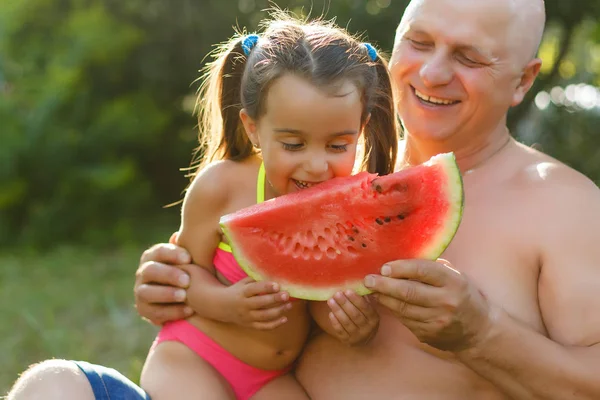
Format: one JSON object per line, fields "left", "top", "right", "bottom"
{"left": 352, "top": 227, "right": 359, "bottom": 234}
{"left": 375, "top": 218, "right": 383, "bottom": 225}
{"left": 398, "top": 214, "right": 406, "bottom": 220}
{"left": 361, "top": 243, "right": 367, "bottom": 248}
{"left": 384, "top": 217, "right": 391, "bottom": 223}
{"left": 348, "top": 236, "right": 355, "bottom": 241}
{"left": 375, "top": 184, "right": 383, "bottom": 193}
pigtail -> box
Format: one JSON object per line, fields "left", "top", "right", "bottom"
{"left": 360, "top": 50, "right": 399, "bottom": 176}
{"left": 192, "top": 34, "right": 257, "bottom": 175}
{"left": 189, "top": 13, "right": 399, "bottom": 182}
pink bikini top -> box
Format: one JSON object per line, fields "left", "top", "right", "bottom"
{"left": 213, "top": 163, "right": 266, "bottom": 284}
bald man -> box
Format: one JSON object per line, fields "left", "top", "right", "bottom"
{"left": 8, "top": 0, "right": 600, "bottom": 399}
{"left": 296, "top": 0, "right": 600, "bottom": 398}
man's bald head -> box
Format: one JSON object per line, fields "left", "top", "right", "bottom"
{"left": 396, "top": 0, "right": 546, "bottom": 68}
{"left": 511, "top": 0, "right": 546, "bottom": 64}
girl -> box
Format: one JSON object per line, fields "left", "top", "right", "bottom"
{"left": 140, "top": 11, "right": 398, "bottom": 400}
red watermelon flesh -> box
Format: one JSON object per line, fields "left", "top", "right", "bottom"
{"left": 220, "top": 152, "right": 464, "bottom": 301}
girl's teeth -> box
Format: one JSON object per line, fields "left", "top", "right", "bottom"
{"left": 295, "top": 180, "right": 313, "bottom": 189}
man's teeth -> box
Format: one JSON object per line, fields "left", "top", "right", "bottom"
{"left": 415, "top": 89, "right": 457, "bottom": 105}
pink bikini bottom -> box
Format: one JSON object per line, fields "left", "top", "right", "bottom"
{"left": 153, "top": 320, "right": 290, "bottom": 399}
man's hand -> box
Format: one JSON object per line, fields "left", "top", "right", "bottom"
{"left": 327, "top": 291, "right": 380, "bottom": 346}
{"left": 134, "top": 237, "right": 195, "bottom": 326}
{"left": 364, "top": 259, "right": 493, "bottom": 351}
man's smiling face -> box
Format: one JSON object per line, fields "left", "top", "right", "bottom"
{"left": 389, "top": 0, "right": 544, "bottom": 143}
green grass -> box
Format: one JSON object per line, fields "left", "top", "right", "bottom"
{"left": 1, "top": 245, "right": 160, "bottom": 395}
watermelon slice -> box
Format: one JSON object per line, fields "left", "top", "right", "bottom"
{"left": 220, "top": 152, "right": 464, "bottom": 301}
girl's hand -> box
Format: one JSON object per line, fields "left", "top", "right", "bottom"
{"left": 327, "top": 291, "right": 380, "bottom": 346}
{"left": 225, "top": 277, "right": 292, "bottom": 330}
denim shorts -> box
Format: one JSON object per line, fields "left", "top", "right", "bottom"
{"left": 73, "top": 361, "right": 151, "bottom": 400}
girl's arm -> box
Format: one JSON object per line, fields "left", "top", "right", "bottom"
{"left": 177, "top": 162, "right": 291, "bottom": 329}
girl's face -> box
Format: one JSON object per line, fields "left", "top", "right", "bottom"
{"left": 241, "top": 73, "right": 366, "bottom": 198}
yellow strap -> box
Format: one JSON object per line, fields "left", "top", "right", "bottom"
{"left": 218, "top": 162, "right": 265, "bottom": 253}
{"left": 257, "top": 161, "right": 265, "bottom": 204}
{"left": 218, "top": 241, "right": 232, "bottom": 253}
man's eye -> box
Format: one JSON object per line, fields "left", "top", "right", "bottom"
{"left": 456, "top": 53, "right": 481, "bottom": 67}
{"left": 409, "top": 39, "right": 432, "bottom": 50}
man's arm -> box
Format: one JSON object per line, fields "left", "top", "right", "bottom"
{"left": 456, "top": 169, "right": 600, "bottom": 400}
{"left": 456, "top": 309, "right": 600, "bottom": 399}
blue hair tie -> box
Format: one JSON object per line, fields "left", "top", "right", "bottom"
{"left": 242, "top": 34, "right": 259, "bottom": 56}
{"left": 363, "top": 42, "right": 377, "bottom": 62}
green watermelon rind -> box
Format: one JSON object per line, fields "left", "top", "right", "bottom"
{"left": 220, "top": 152, "right": 464, "bottom": 301}
{"left": 416, "top": 152, "right": 464, "bottom": 260}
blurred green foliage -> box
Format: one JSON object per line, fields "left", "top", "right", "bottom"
{"left": 1, "top": 0, "right": 599, "bottom": 248}
{"left": 0, "top": 246, "right": 157, "bottom": 393}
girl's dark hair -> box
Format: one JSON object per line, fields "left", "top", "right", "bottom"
{"left": 193, "top": 10, "right": 398, "bottom": 176}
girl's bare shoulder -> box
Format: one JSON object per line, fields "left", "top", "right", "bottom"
{"left": 183, "top": 157, "right": 262, "bottom": 216}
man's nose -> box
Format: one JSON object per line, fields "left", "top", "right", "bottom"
{"left": 419, "top": 52, "right": 454, "bottom": 87}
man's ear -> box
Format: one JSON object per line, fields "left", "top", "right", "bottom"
{"left": 240, "top": 109, "right": 260, "bottom": 147}
{"left": 511, "top": 58, "right": 542, "bottom": 107}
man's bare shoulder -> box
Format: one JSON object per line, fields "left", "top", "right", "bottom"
{"left": 513, "top": 146, "right": 600, "bottom": 347}
{"left": 511, "top": 142, "right": 599, "bottom": 204}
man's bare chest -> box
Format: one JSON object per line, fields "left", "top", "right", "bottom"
{"left": 439, "top": 191, "right": 547, "bottom": 334}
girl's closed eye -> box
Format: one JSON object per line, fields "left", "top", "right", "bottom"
{"left": 281, "top": 142, "right": 304, "bottom": 151}
{"left": 329, "top": 143, "right": 349, "bottom": 153}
